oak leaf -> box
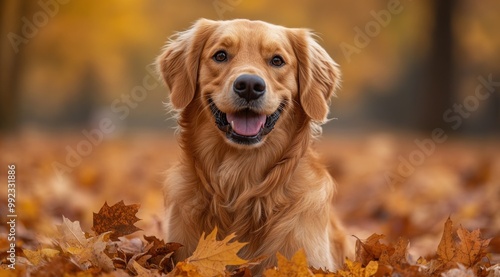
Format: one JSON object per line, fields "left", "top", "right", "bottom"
{"left": 264, "top": 249, "right": 313, "bottom": 277}
{"left": 92, "top": 200, "right": 142, "bottom": 241}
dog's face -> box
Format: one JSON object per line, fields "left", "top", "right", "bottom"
{"left": 200, "top": 21, "right": 295, "bottom": 146}
{"left": 158, "top": 19, "right": 340, "bottom": 147}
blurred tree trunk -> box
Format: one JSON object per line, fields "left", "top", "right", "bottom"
{"left": 419, "top": 0, "right": 456, "bottom": 131}
{"left": 0, "top": 1, "right": 29, "bottom": 131}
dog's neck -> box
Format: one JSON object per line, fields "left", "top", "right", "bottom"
{"left": 176, "top": 98, "right": 313, "bottom": 239}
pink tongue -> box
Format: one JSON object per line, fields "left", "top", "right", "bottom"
{"left": 226, "top": 111, "right": 266, "bottom": 136}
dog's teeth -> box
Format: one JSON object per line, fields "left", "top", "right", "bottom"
{"left": 230, "top": 121, "right": 235, "bottom": 130}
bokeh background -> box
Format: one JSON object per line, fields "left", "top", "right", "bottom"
{"left": 1, "top": 0, "right": 499, "bottom": 264}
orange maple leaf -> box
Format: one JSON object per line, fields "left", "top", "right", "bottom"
{"left": 455, "top": 225, "right": 491, "bottom": 267}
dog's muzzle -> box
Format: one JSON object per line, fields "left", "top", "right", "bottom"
{"left": 208, "top": 99, "right": 284, "bottom": 145}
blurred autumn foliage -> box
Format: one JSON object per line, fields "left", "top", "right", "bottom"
{"left": 1, "top": 0, "right": 500, "bottom": 132}
{"left": 0, "top": 196, "right": 498, "bottom": 275}
{"left": 1, "top": 0, "right": 500, "bottom": 276}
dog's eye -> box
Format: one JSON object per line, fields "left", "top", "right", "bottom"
{"left": 213, "top": 50, "right": 228, "bottom": 62}
{"left": 270, "top": 55, "right": 285, "bottom": 67}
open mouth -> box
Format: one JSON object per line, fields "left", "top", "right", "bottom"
{"left": 208, "top": 99, "right": 285, "bottom": 145}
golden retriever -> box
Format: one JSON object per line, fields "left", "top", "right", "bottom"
{"left": 157, "top": 18, "right": 348, "bottom": 273}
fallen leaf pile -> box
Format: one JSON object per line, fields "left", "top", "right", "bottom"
{"left": 265, "top": 218, "right": 496, "bottom": 277}
{"left": 6, "top": 201, "right": 180, "bottom": 276}
{"left": 0, "top": 132, "right": 499, "bottom": 276}
{"left": 1, "top": 200, "right": 497, "bottom": 276}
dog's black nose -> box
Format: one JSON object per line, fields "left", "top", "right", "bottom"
{"left": 233, "top": 74, "right": 266, "bottom": 101}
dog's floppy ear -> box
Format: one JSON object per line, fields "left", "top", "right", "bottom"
{"left": 157, "top": 19, "right": 217, "bottom": 109}
{"left": 289, "top": 29, "right": 341, "bottom": 122}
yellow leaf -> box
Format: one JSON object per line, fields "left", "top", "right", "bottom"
{"left": 264, "top": 249, "right": 314, "bottom": 276}
{"left": 364, "top": 261, "right": 378, "bottom": 277}
{"left": 337, "top": 258, "right": 377, "bottom": 277}
{"left": 343, "top": 259, "right": 363, "bottom": 276}
{"left": 183, "top": 227, "right": 248, "bottom": 276}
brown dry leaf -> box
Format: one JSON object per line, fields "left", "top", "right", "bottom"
{"left": 23, "top": 248, "right": 60, "bottom": 266}
{"left": 455, "top": 225, "right": 491, "bottom": 267}
{"left": 263, "top": 249, "right": 314, "bottom": 277}
{"left": 143, "top": 235, "right": 182, "bottom": 272}
{"left": 431, "top": 218, "right": 493, "bottom": 275}
{"left": 174, "top": 227, "right": 248, "bottom": 276}
{"left": 353, "top": 234, "right": 414, "bottom": 276}
{"left": 92, "top": 200, "right": 142, "bottom": 241}
{"left": 125, "top": 243, "right": 154, "bottom": 274}
{"left": 389, "top": 237, "right": 410, "bottom": 266}
{"left": 437, "top": 217, "right": 456, "bottom": 263}
{"left": 355, "top": 233, "right": 387, "bottom": 266}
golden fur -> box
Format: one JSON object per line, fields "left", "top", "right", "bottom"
{"left": 157, "top": 18, "right": 348, "bottom": 273}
